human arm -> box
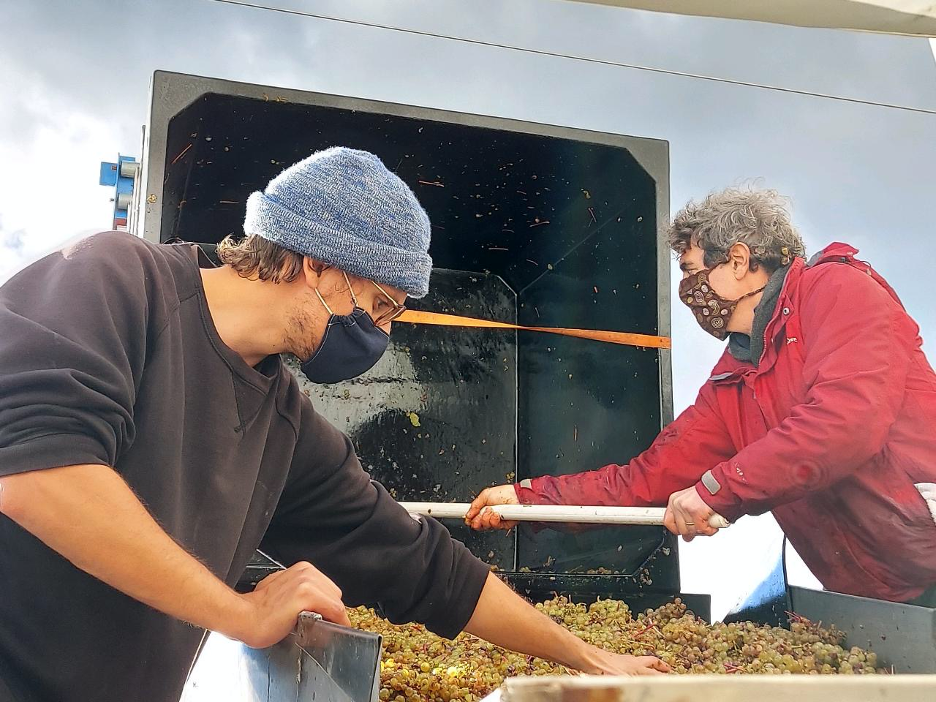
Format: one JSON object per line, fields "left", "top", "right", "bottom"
{"left": 260, "top": 400, "right": 491, "bottom": 638}
{"left": 467, "top": 394, "right": 736, "bottom": 530}
{"left": 0, "top": 464, "right": 349, "bottom": 647}
{"left": 464, "top": 571, "right": 668, "bottom": 675}
{"left": 260, "top": 402, "right": 667, "bottom": 673}
{"left": 0, "top": 236, "right": 345, "bottom": 647}
{"left": 695, "top": 264, "right": 918, "bottom": 521}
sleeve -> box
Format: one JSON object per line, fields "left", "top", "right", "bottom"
{"left": 697, "top": 264, "right": 915, "bottom": 520}
{"left": 0, "top": 235, "right": 146, "bottom": 476}
{"left": 515, "top": 388, "right": 737, "bottom": 508}
{"left": 260, "top": 400, "right": 490, "bottom": 639}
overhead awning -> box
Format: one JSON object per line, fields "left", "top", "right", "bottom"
{"left": 568, "top": 1, "right": 936, "bottom": 38}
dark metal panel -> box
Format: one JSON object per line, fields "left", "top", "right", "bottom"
{"left": 145, "top": 71, "right": 676, "bottom": 596}
{"left": 141, "top": 72, "right": 669, "bottom": 245}
{"left": 790, "top": 586, "right": 936, "bottom": 674}
{"left": 295, "top": 270, "right": 520, "bottom": 571}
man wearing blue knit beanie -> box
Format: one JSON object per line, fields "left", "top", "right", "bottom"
{"left": 0, "top": 148, "right": 664, "bottom": 702}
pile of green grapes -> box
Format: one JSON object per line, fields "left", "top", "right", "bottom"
{"left": 349, "top": 596, "right": 884, "bottom": 702}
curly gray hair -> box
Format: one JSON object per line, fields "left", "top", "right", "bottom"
{"left": 668, "top": 187, "right": 806, "bottom": 272}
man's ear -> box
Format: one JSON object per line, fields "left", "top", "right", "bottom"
{"left": 727, "top": 243, "right": 752, "bottom": 280}
{"left": 302, "top": 257, "right": 326, "bottom": 290}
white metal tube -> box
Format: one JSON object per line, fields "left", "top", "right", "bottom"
{"left": 398, "top": 502, "right": 730, "bottom": 529}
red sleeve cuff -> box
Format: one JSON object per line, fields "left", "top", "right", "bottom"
{"left": 514, "top": 479, "right": 542, "bottom": 505}
{"left": 695, "top": 470, "right": 744, "bottom": 522}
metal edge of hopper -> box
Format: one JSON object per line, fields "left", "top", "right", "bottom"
{"left": 294, "top": 612, "right": 384, "bottom": 702}
{"left": 495, "top": 674, "right": 936, "bottom": 702}
{"left": 181, "top": 614, "right": 383, "bottom": 702}
{"left": 788, "top": 586, "right": 936, "bottom": 674}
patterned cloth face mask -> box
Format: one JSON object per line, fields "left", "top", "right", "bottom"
{"left": 678, "top": 268, "right": 766, "bottom": 340}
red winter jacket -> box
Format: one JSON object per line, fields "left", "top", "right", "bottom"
{"left": 516, "top": 243, "right": 936, "bottom": 602}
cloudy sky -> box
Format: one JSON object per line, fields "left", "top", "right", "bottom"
{"left": 2, "top": 0, "right": 935, "bottom": 619}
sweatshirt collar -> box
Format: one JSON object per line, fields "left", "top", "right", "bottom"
{"left": 184, "top": 244, "right": 282, "bottom": 431}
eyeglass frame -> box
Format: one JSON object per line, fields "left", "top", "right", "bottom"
{"left": 369, "top": 279, "right": 407, "bottom": 326}
{"left": 315, "top": 271, "right": 407, "bottom": 327}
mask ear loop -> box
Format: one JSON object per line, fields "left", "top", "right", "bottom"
{"left": 314, "top": 271, "right": 359, "bottom": 315}
{"left": 737, "top": 284, "right": 767, "bottom": 302}
{"left": 314, "top": 287, "right": 334, "bottom": 315}
{"left": 342, "top": 271, "right": 361, "bottom": 308}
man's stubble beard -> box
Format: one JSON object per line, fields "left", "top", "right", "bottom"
{"left": 285, "top": 293, "right": 321, "bottom": 363}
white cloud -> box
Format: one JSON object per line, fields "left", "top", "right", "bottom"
{"left": 0, "top": 52, "right": 116, "bottom": 283}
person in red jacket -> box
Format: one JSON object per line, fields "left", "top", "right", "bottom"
{"left": 467, "top": 187, "right": 936, "bottom": 605}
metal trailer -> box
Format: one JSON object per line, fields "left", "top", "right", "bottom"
{"left": 126, "top": 71, "right": 934, "bottom": 701}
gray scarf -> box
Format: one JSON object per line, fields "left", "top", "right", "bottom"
{"left": 728, "top": 264, "right": 791, "bottom": 367}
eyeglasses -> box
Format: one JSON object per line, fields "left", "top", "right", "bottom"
{"left": 317, "top": 272, "right": 407, "bottom": 327}
{"left": 370, "top": 280, "right": 407, "bottom": 326}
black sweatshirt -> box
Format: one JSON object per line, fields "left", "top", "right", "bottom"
{"left": 0, "top": 232, "right": 489, "bottom": 702}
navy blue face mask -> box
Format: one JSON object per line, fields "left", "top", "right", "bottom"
{"left": 300, "top": 274, "right": 390, "bottom": 384}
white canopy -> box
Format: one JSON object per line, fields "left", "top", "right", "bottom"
{"left": 568, "top": 1, "right": 936, "bottom": 37}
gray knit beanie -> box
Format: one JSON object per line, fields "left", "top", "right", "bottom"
{"left": 244, "top": 147, "right": 432, "bottom": 298}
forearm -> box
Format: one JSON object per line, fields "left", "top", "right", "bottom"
{"left": 516, "top": 466, "right": 651, "bottom": 508}
{"left": 0, "top": 464, "right": 249, "bottom": 639}
{"left": 463, "top": 572, "right": 601, "bottom": 672}
{"left": 516, "top": 404, "right": 732, "bottom": 510}
{"left": 702, "top": 404, "right": 894, "bottom": 519}
{"left": 517, "top": 462, "right": 691, "bottom": 510}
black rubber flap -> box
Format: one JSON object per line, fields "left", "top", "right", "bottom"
{"left": 160, "top": 90, "right": 677, "bottom": 596}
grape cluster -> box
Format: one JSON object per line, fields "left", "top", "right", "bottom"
{"left": 349, "top": 596, "right": 884, "bottom": 702}
{"left": 623, "top": 599, "right": 882, "bottom": 676}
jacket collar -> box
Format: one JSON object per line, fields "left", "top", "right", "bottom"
{"left": 706, "top": 242, "right": 862, "bottom": 383}
{"left": 727, "top": 262, "right": 792, "bottom": 367}
{"left": 807, "top": 241, "right": 859, "bottom": 267}
{"left": 708, "top": 256, "right": 807, "bottom": 381}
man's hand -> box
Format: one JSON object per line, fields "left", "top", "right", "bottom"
{"left": 465, "top": 573, "right": 670, "bottom": 678}
{"left": 664, "top": 486, "right": 718, "bottom": 542}
{"left": 465, "top": 484, "right": 519, "bottom": 531}
{"left": 581, "top": 648, "right": 670, "bottom": 676}
{"left": 232, "top": 561, "right": 350, "bottom": 648}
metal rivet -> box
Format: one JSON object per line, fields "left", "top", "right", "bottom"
{"left": 783, "top": 307, "right": 790, "bottom": 315}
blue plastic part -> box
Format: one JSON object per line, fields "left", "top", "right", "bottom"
{"left": 98, "top": 155, "right": 137, "bottom": 228}
{"left": 99, "top": 162, "right": 118, "bottom": 187}
{"left": 723, "top": 540, "right": 791, "bottom": 627}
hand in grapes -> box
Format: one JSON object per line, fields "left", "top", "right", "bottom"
{"left": 664, "top": 486, "right": 718, "bottom": 542}
{"left": 466, "top": 484, "right": 520, "bottom": 531}
{"left": 584, "top": 648, "right": 670, "bottom": 676}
